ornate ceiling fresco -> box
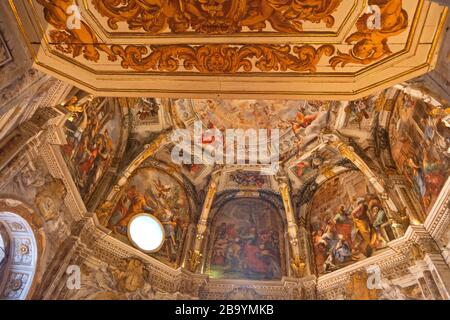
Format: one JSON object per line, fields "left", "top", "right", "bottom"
{"left": 0, "top": 71, "right": 449, "bottom": 299}
{"left": 43, "top": 85, "right": 447, "bottom": 280}
{"left": 59, "top": 92, "right": 127, "bottom": 203}
{"left": 172, "top": 98, "right": 338, "bottom": 159}
{"left": 1, "top": 1, "right": 450, "bottom": 301}
{"left": 103, "top": 166, "right": 192, "bottom": 267}
{"left": 388, "top": 89, "right": 449, "bottom": 213}
{"left": 7, "top": 0, "right": 448, "bottom": 99}
{"left": 309, "top": 170, "right": 388, "bottom": 275}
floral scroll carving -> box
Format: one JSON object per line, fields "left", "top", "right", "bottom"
{"left": 111, "top": 44, "right": 335, "bottom": 73}
{"left": 36, "top": 0, "right": 409, "bottom": 72}
{"left": 37, "top": 0, "right": 117, "bottom": 62}
{"left": 92, "top": 0, "right": 344, "bottom": 34}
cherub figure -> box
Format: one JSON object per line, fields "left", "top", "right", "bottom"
{"left": 330, "top": 0, "right": 408, "bottom": 68}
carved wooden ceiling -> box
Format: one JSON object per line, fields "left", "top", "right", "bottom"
{"left": 8, "top": 0, "right": 449, "bottom": 99}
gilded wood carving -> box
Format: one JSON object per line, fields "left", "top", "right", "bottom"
{"left": 111, "top": 44, "right": 335, "bottom": 72}
{"left": 330, "top": 0, "right": 408, "bottom": 68}
{"left": 36, "top": 0, "right": 409, "bottom": 72}
{"left": 37, "top": 0, "right": 117, "bottom": 62}
{"left": 92, "top": 0, "right": 344, "bottom": 34}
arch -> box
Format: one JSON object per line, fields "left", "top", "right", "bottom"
{"left": 0, "top": 211, "right": 38, "bottom": 300}
{"left": 291, "top": 136, "right": 405, "bottom": 225}
{"left": 205, "top": 197, "right": 288, "bottom": 280}
{"left": 100, "top": 165, "right": 195, "bottom": 268}
{"left": 307, "top": 170, "right": 394, "bottom": 276}
{"left": 58, "top": 94, "right": 128, "bottom": 203}
{"left": 386, "top": 89, "right": 449, "bottom": 214}
{"left": 289, "top": 135, "right": 408, "bottom": 275}
{"left": 102, "top": 133, "right": 170, "bottom": 204}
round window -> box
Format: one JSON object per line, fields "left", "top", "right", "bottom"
{"left": 127, "top": 214, "right": 165, "bottom": 253}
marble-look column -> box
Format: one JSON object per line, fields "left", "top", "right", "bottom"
{"left": 407, "top": 234, "right": 450, "bottom": 300}
{"left": 37, "top": 216, "right": 97, "bottom": 299}
{"left": 386, "top": 175, "right": 427, "bottom": 226}
{"left": 442, "top": 246, "right": 450, "bottom": 268}
{"left": 297, "top": 203, "right": 314, "bottom": 276}
{"left": 424, "top": 253, "right": 450, "bottom": 299}
{"left": 409, "top": 260, "right": 445, "bottom": 300}
{"left": 278, "top": 176, "right": 305, "bottom": 278}
{"left": 181, "top": 223, "right": 197, "bottom": 269}
{"left": 188, "top": 169, "right": 221, "bottom": 273}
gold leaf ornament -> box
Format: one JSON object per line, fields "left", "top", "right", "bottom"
{"left": 330, "top": 0, "right": 408, "bottom": 68}
{"left": 110, "top": 44, "right": 335, "bottom": 73}
{"left": 91, "top": 0, "right": 343, "bottom": 34}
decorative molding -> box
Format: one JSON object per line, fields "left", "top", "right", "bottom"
{"left": 91, "top": 0, "right": 343, "bottom": 34}
{"left": 0, "top": 207, "right": 39, "bottom": 300}
{"left": 0, "top": 69, "right": 44, "bottom": 109}
{"left": 38, "top": 0, "right": 409, "bottom": 72}
{"left": 425, "top": 177, "right": 450, "bottom": 242}
{"left": 8, "top": 0, "right": 446, "bottom": 99}
{"left": 39, "top": 142, "right": 87, "bottom": 221}
{"left": 109, "top": 44, "right": 335, "bottom": 73}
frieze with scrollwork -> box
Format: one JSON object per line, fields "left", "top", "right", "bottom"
{"left": 110, "top": 44, "right": 335, "bottom": 73}
{"left": 37, "top": 0, "right": 410, "bottom": 72}
{"left": 92, "top": 0, "right": 344, "bottom": 34}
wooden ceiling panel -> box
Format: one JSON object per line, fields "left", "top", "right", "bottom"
{"left": 7, "top": 0, "right": 449, "bottom": 99}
